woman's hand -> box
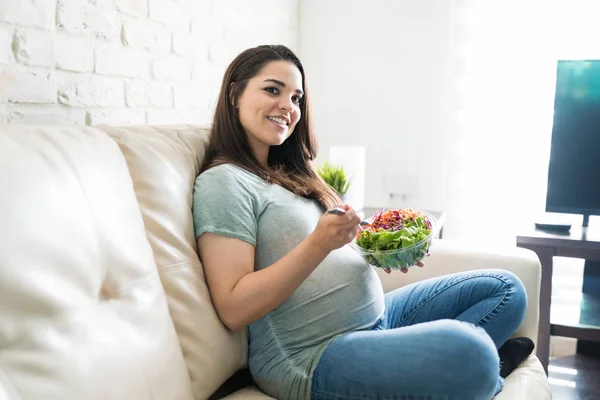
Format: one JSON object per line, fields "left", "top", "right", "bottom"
{"left": 308, "top": 204, "right": 361, "bottom": 254}
{"left": 383, "top": 257, "right": 428, "bottom": 275}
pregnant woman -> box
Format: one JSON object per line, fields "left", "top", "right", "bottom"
{"left": 192, "top": 44, "right": 534, "bottom": 400}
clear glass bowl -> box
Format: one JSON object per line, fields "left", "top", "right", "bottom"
{"left": 350, "top": 211, "right": 438, "bottom": 270}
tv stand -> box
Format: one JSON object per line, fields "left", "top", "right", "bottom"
{"left": 584, "top": 214, "right": 590, "bottom": 227}
{"left": 517, "top": 222, "right": 600, "bottom": 374}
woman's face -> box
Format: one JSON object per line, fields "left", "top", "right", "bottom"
{"left": 236, "top": 60, "right": 303, "bottom": 163}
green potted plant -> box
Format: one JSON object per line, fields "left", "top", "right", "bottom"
{"left": 317, "top": 161, "right": 352, "bottom": 201}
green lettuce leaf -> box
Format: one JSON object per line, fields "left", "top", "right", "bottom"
{"left": 356, "top": 216, "right": 431, "bottom": 252}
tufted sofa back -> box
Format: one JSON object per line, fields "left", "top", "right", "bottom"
{"left": 0, "top": 125, "right": 248, "bottom": 400}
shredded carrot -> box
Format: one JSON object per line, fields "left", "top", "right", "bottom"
{"left": 363, "top": 208, "right": 422, "bottom": 232}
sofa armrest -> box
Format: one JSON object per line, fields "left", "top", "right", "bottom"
{"left": 374, "top": 239, "right": 542, "bottom": 346}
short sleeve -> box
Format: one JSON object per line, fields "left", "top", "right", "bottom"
{"left": 192, "top": 166, "right": 258, "bottom": 246}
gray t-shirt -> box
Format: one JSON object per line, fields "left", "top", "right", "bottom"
{"left": 193, "top": 164, "right": 385, "bottom": 400}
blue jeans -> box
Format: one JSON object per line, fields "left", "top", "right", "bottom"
{"left": 311, "top": 269, "right": 528, "bottom": 400}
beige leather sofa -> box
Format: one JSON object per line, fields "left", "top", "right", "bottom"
{"left": 0, "top": 124, "right": 551, "bottom": 400}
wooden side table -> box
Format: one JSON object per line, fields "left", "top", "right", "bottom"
{"left": 517, "top": 224, "right": 600, "bottom": 374}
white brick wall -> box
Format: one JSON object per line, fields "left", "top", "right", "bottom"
{"left": 14, "top": 29, "right": 54, "bottom": 68}
{"left": 0, "top": 0, "right": 299, "bottom": 126}
{"left": 0, "top": 25, "right": 13, "bottom": 64}
{"left": 0, "top": 0, "right": 55, "bottom": 30}
{"left": 0, "top": 65, "right": 56, "bottom": 104}
{"left": 54, "top": 35, "right": 93, "bottom": 72}
{"left": 57, "top": 73, "right": 125, "bottom": 107}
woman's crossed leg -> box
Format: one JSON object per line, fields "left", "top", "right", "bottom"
{"left": 311, "top": 269, "right": 528, "bottom": 399}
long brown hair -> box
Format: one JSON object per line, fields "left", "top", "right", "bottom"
{"left": 200, "top": 45, "right": 340, "bottom": 209}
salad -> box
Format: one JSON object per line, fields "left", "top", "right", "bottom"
{"left": 353, "top": 209, "right": 435, "bottom": 270}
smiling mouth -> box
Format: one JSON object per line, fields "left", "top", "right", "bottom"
{"left": 267, "top": 116, "right": 288, "bottom": 126}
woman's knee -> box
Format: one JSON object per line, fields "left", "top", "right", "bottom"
{"left": 439, "top": 320, "right": 498, "bottom": 362}
{"left": 435, "top": 320, "right": 499, "bottom": 397}
{"left": 495, "top": 269, "right": 528, "bottom": 319}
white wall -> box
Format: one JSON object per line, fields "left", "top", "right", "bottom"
{"left": 299, "top": 0, "right": 455, "bottom": 213}
{"left": 300, "top": 0, "right": 600, "bottom": 243}
{"left": 0, "top": 0, "right": 298, "bottom": 126}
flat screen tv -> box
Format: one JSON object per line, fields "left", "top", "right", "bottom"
{"left": 545, "top": 60, "right": 600, "bottom": 226}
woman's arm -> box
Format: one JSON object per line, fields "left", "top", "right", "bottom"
{"left": 198, "top": 206, "right": 361, "bottom": 331}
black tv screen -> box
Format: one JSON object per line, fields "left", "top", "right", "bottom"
{"left": 546, "top": 60, "right": 600, "bottom": 217}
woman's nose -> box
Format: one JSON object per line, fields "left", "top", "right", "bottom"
{"left": 279, "top": 98, "right": 294, "bottom": 113}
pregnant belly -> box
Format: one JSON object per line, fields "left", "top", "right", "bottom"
{"left": 271, "top": 253, "right": 385, "bottom": 348}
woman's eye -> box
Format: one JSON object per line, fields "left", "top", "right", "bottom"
{"left": 265, "top": 87, "right": 279, "bottom": 94}
{"left": 292, "top": 95, "right": 302, "bottom": 104}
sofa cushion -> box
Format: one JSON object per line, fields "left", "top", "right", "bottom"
{"left": 0, "top": 126, "right": 192, "bottom": 399}
{"left": 494, "top": 356, "right": 552, "bottom": 400}
{"left": 98, "top": 124, "right": 248, "bottom": 399}
{"left": 219, "top": 357, "right": 551, "bottom": 399}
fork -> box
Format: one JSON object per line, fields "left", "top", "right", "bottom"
{"left": 327, "top": 207, "right": 370, "bottom": 226}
